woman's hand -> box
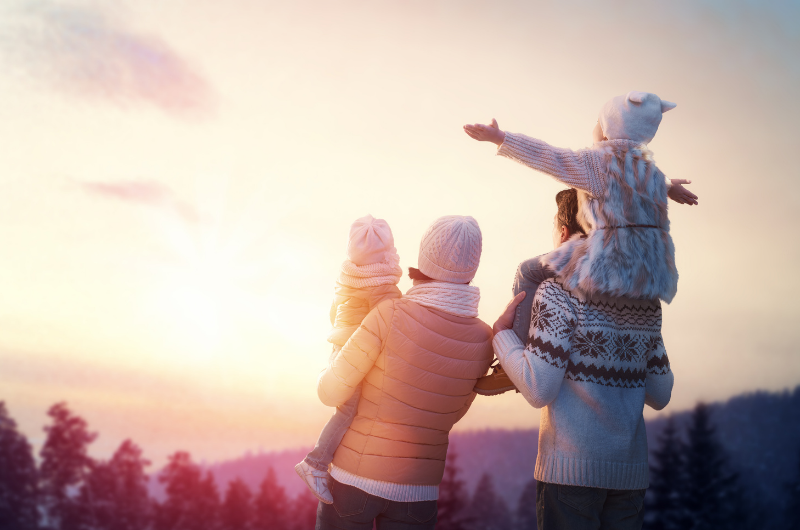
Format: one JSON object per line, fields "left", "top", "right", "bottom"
{"left": 464, "top": 119, "right": 506, "bottom": 146}
{"left": 668, "top": 179, "right": 698, "bottom": 205}
{"left": 493, "top": 292, "right": 526, "bottom": 335}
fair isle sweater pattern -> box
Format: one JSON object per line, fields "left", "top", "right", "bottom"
{"left": 526, "top": 289, "right": 670, "bottom": 388}
{"left": 493, "top": 278, "right": 674, "bottom": 490}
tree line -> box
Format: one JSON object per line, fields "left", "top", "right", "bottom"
{"left": 0, "top": 402, "right": 316, "bottom": 530}
{"left": 438, "top": 403, "right": 800, "bottom": 530}
{"left": 2, "top": 401, "right": 798, "bottom": 530}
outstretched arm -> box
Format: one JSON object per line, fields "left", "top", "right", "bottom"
{"left": 464, "top": 119, "right": 604, "bottom": 196}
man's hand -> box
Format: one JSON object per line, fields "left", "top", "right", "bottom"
{"left": 464, "top": 119, "right": 506, "bottom": 146}
{"left": 668, "top": 179, "right": 698, "bottom": 205}
{"left": 493, "top": 292, "right": 526, "bottom": 335}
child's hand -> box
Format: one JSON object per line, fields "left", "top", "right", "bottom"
{"left": 493, "top": 292, "right": 526, "bottom": 335}
{"left": 668, "top": 179, "right": 699, "bottom": 205}
{"left": 464, "top": 119, "right": 506, "bottom": 146}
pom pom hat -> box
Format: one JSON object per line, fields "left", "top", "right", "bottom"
{"left": 347, "top": 215, "right": 397, "bottom": 266}
{"left": 599, "top": 91, "right": 676, "bottom": 144}
{"left": 417, "top": 215, "right": 482, "bottom": 283}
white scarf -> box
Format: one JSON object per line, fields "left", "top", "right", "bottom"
{"left": 404, "top": 281, "right": 480, "bottom": 318}
{"left": 338, "top": 254, "right": 402, "bottom": 288}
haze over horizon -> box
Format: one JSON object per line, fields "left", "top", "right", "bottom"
{"left": 1, "top": 0, "right": 798, "bottom": 468}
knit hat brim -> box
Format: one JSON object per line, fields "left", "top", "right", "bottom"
{"left": 418, "top": 252, "right": 476, "bottom": 284}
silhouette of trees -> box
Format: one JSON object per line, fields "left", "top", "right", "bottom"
{"left": 646, "top": 404, "right": 754, "bottom": 530}
{"left": 253, "top": 468, "right": 290, "bottom": 530}
{"left": 221, "top": 478, "right": 253, "bottom": 530}
{"left": 645, "top": 418, "right": 686, "bottom": 530}
{"left": 155, "top": 451, "right": 220, "bottom": 530}
{"left": 514, "top": 479, "right": 537, "bottom": 530}
{"left": 463, "top": 473, "right": 512, "bottom": 530}
{"left": 288, "top": 489, "right": 318, "bottom": 530}
{"left": 0, "top": 402, "right": 39, "bottom": 530}
{"left": 76, "top": 439, "right": 152, "bottom": 530}
{"left": 437, "top": 448, "right": 469, "bottom": 530}
{"left": 39, "top": 402, "right": 98, "bottom": 530}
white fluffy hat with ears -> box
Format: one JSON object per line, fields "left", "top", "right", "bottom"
{"left": 599, "top": 91, "right": 676, "bottom": 144}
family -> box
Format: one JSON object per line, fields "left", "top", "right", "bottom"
{"left": 295, "top": 92, "right": 699, "bottom": 530}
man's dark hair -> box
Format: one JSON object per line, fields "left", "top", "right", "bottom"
{"left": 556, "top": 188, "right": 586, "bottom": 236}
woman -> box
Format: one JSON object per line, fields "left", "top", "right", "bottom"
{"left": 316, "top": 215, "right": 494, "bottom": 530}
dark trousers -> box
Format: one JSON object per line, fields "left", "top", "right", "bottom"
{"left": 316, "top": 478, "right": 437, "bottom": 530}
{"left": 537, "top": 481, "right": 646, "bottom": 530}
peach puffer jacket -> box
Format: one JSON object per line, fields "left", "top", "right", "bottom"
{"left": 318, "top": 297, "right": 494, "bottom": 485}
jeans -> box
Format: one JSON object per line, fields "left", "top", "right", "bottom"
{"left": 537, "top": 481, "right": 646, "bottom": 530}
{"left": 304, "top": 385, "right": 362, "bottom": 472}
{"left": 316, "top": 478, "right": 437, "bottom": 530}
{"left": 512, "top": 255, "right": 554, "bottom": 343}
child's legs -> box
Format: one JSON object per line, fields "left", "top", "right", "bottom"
{"left": 304, "top": 385, "right": 361, "bottom": 472}
{"left": 512, "top": 255, "right": 552, "bottom": 343}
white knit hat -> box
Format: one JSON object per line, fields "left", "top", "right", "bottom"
{"left": 417, "top": 215, "right": 482, "bottom": 283}
{"left": 599, "top": 91, "right": 676, "bottom": 144}
{"left": 347, "top": 214, "right": 396, "bottom": 266}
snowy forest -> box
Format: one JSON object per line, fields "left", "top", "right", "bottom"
{"left": 1, "top": 388, "right": 800, "bottom": 530}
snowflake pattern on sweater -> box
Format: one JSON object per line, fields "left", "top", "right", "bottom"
{"left": 523, "top": 279, "right": 670, "bottom": 389}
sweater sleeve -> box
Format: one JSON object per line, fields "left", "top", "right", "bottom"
{"left": 493, "top": 282, "right": 577, "bottom": 408}
{"left": 497, "top": 132, "right": 606, "bottom": 197}
{"left": 318, "top": 302, "right": 392, "bottom": 407}
{"left": 644, "top": 332, "right": 674, "bottom": 410}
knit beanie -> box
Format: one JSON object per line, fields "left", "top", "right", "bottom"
{"left": 417, "top": 215, "right": 482, "bottom": 283}
{"left": 347, "top": 214, "right": 396, "bottom": 266}
{"left": 599, "top": 91, "right": 676, "bottom": 144}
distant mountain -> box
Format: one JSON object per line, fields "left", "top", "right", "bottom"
{"left": 162, "top": 386, "right": 800, "bottom": 513}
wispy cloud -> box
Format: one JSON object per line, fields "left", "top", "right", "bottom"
{"left": 80, "top": 179, "right": 205, "bottom": 224}
{"left": 1, "top": 2, "right": 215, "bottom": 117}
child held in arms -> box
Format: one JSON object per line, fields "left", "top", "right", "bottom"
{"left": 295, "top": 215, "right": 402, "bottom": 504}
{"left": 467, "top": 91, "right": 700, "bottom": 396}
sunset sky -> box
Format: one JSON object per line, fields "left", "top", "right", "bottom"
{"left": 1, "top": 0, "right": 798, "bottom": 467}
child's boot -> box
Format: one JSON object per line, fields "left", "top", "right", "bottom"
{"left": 294, "top": 460, "right": 333, "bottom": 504}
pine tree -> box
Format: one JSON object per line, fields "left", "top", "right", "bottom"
{"left": 682, "top": 403, "right": 748, "bottom": 530}
{"left": 0, "top": 402, "right": 39, "bottom": 530}
{"left": 514, "top": 479, "right": 537, "bottom": 530}
{"left": 288, "top": 489, "right": 318, "bottom": 530}
{"left": 437, "top": 448, "right": 469, "bottom": 530}
{"left": 39, "top": 402, "right": 97, "bottom": 530}
{"left": 645, "top": 418, "right": 686, "bottom": 530}
{"left": 253, "top": 468, "right": 290, "bottom": 530}
{"left": 77, "top": 439, "right": 152, "bottom": 530}
{"left": 221, "top": 478, "right": 252, "bottom": 530}
{"left": 464, "top": 473, "right": 513, "bottom": 530}
{"left": 155, "top": 451, "right": 220, "bottom": 530}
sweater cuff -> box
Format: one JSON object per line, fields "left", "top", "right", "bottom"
{"left": 492, "top": 329, "right": 524, "bottom": 361}
{"left": 496, "top": 131, "right": 531, "bottom": 158}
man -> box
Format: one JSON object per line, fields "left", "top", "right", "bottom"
{"left": 475, "top": 188, "right": 585, "bottom": 396}
{"left": 489, "top": 190, "right": 675, "bottom": 529}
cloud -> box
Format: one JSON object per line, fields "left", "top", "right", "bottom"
{"left": 1, "top": 2, "right": 215, "bottom": 117}
{"left": 80, "top": 179, "right": 205, "bottom": 224}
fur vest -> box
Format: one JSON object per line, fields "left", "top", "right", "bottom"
{"left": 541, "top": 141, "right": 679, "bottom": 303}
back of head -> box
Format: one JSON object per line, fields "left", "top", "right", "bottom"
{"left": 556, "top": 188, "right": 586, "bottom": 235}
{"left": 417, "top": 215, "right": 482, "bottom": 283}
{"left": 599, "top": 91, "right": 676, "bottom": 144}
{"left": 347, "top": 214, "right": 397, "bottom": 266}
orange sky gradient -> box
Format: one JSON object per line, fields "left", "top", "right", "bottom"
{"left": 0, "top": 0, "right": 798, "bottom": 467}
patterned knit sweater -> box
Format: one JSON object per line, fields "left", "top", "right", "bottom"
{"left": 493, "top": 279, "right": 673, "bottom": 490}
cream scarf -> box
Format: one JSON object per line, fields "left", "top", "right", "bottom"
{"left": 404, "top": 281, "right": 480, "bottom": 318}
{"left": 338, "top": 254, "right": 402, "bottom": 288}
